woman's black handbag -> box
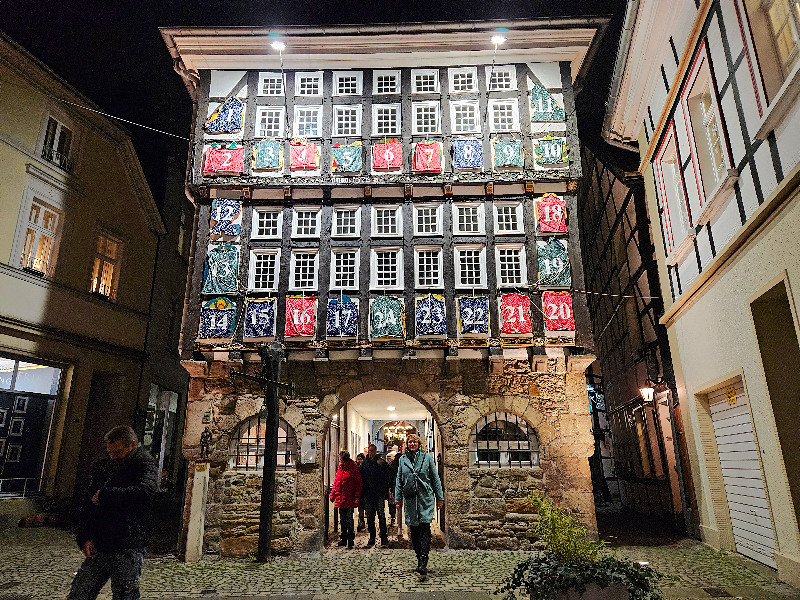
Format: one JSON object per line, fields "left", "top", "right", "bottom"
{"left": 402, "top": 456, "right": 420, "bottom": 498}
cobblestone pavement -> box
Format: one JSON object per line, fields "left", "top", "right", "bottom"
{"left": 1, "top": 527, "right": 798, "bottom": 600}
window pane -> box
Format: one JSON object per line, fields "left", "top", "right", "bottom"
{"left": 253, "top": 253, "right": 277, "bottom": 289}
{"left": 375, "top": 251, "right": 398, "bottom": 287}
{"left": 333, "top": 252, "right": 357, "bottom": 288}
{"left": 15, "top": 361, "right": 61, "bottom": 395}
{"left": 0, "top": 358, "right": 14, "bottom": 389}
{"left": 256, "top": 210, "right": 280, "bottom": 237}
{"left": 417, "top": 251, "right": 440, "bottom": 286}
{"left": 459, "top": 250, "right": 482, "bottom": 286}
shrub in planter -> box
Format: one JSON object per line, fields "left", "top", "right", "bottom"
{"left": 498, "top": 494, "right": 663, "bottom": 600}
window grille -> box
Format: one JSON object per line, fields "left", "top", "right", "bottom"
{"left": 457, "top": 248, "right": 483, "bottom": 286}
{"left": 291, "top": 252, "right": 317, "bottom": 289}
{"left": 374, "top": 207, "right": 400, "bottom": 235}
{"left": 294, "top": 210, "right": 319, "bottom": 236}
{"left": 452, "top": 102, "right": 480, "bottom": 133}
{"left": 373, "top": 105, "right": 400, "bottom": 136}
{"left": 259, "top": 74, "right": 284, "bottom": 96}
{"left": 413, "top": 103, "right": 440, "bottom": 134}
{"left": 256, "top": 108, "right": 283, "bottom": 138}
{"left": 456, "top": 205, "right": 481, "bottom": 233}
{"left": 229, "top": 415, "right": 298, "bottom": 471}
{"left": 254, "top": 209, "right": 281, "bottom": 238}
{"left": 470, "top": 412, "right": 539, "bottom": 468}
{"left": 416, "top": 249, "right": 441, "bottom": 287}
{"left": 42, "top": 117, "right": 73, "bottom": 171}
{"left": 496, "top": 204, "right": 521, "bottom": 233}
{"left": 336, "top": 74, "right": 361, "bottom": 95}
{"left": 296, "top": 73, "right": 321, "bottom": 96}
{"left": 415, "top": 206, "right": 439, "bottom": 234}
{"left": 375, "top": 250, "right": 399, "bottom": 287}
{"left": 294, "top": 107, "right": 321, "bottom": 137}
{"left": 497, "top": 247, "right": 523, "bottom": 285}
{"left": 334, "top": 106, "right": 360, "bottom": 137}
{"left": 251, "top": 252, "right": 278, "bottom": 290}
{"left": 334, "top": 208, "right": 358, "bottom": 236}
{"left": 332, "top": 251, "right": 358, "bottom": 288}
{"left": 413, "top": 70, "right": 439, "bottom": 93}
{"left": 20, "top": 200, "right": 59, "bottom": 274}
{"left": 374, "top": 72, "right": 400, "bottom": 94}
{"left": 490, "top": 101, "right": 518, "bottom": 132}
{"left": 487, "top": 67, "right": 516, "bottom": 91}
{"left": 450, "top": 68, "right": 477, "bottom": 92}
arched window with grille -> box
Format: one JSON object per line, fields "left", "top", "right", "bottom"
{"left": 228, "top": 415, "right": 298, "bottom": 471}
{"left": 469, "top": 412, "right": 540, "bottom": 468}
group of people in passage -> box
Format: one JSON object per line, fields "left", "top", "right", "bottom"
{"left": 330, "top": 434, "right": 444, "bottom": 580}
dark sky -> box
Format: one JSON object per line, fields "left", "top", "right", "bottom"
{"left": 1, "top": 1, "right": 625, "bottom": 212}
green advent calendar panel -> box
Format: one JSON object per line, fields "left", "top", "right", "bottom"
{"left": 529, "top": 83, "right": 565, "bottom": 121}
{"left": 537, "top": 238, "right": 571, "bottom": 288}
{"left": 202, "top": 244, "right": 239, "bottom": 294}
{"left": 370, "top": 296, "right": 404, "bottom": 339}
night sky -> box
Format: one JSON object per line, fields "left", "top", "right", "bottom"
{"left": 1, "top": 0, "right": 626, "bottom": 212}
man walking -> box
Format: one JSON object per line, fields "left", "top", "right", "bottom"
{"left": 68, "top": 425, "right": 158, "bottom": 600}
{"left": 359, "top": 443, "right": 390, "bottom": 547}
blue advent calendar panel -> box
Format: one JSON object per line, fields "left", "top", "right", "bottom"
{"left": 209, "top": 198, "right": 242, "bottom": 238}
{"left": 244, "top": 298, "right": 276, "bottom": 338}
{"left": 452, "top": 139, "right": 483, "bottom": 170}
{"left": 202, "top": 244, "right": 239, "bottom": 294}
{"left": 205, "top": 97, "right": 245, "bottom": 134}
{"left": 199, "top": 297, "right": 236, "bottom": 339}
{"left": 458, "top": 297, "right": 490, "bottom": 335}
{"left": 415, "top": 294, "right": 446, "bottom": 336}
{"left": 327, "top": 297, "right": 359, "bottom": 337}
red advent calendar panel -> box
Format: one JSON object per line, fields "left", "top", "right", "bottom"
{"left": 372, "top": 141, "right": 403, "bottom": 170}
{"left": 290, "top": 142, "right": 318, "bottom": 170}
{"left": 413, "top": 141, "right": 442, "bottom": 173}
{"left": 500, "top": 293, "right": 532, "bottom": 334}
{"left": 285, "top": 296, "right": 316, "bottom": 337}
{"left": 542, "top": 291, "right": 575, "bottom": 331}
{"left": 536, "top": 193, "right": 567, "bottom": 233}
{"left": 203, "top": 147, "right": 245, "bottom": 175}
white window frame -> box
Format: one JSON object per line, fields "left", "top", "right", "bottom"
{"left": 654, "top": 124, "right": 694, "bottom": 261}
{"left": 493, "top": 201, "right": 524, "bottom": 234}
{"left": 372, "top": 104, "right": 401, "bottom": 137}
{"left": 765, "top": 0, "right": 800, "bottom": 75}
{"left": 332, "top": 104, "right": 363, "bottom": 137}
{"left": 289, "top": 250, "right": 319, "bottom": 291}
{"left": 485, "top": 65, "right": 518, "bottom": 91}
{"left": 495, "top": 243, "right": 527, "bottom": 287}
{"left": 454, "top": 244, "right": 487, "bottom": 289}
{"left": 412, "top": 69, "right": 440, "bottom": 93}
{"left": 255, "top": 106, "right": 285, "bottom": 138}
{"left": 448, "top": 67, "right": 479, "bottom": 93}
{"left": 414, "top": 245, "right": 443, "bottom": 289}
{"left": 39, "top": 112, "right": 77, "bottom": 172}
{"left": 18, "top": 197, "right": 62, "bottom": 276}
{"left": 90, "top": 231, "right": 124, "bottom": 300}
{"left": 371, "top": 205, "right": 403, "bottom": 237}
{"left": 412, "top": 101, "right": 441, "bottom": 135}
{"left": 370, "top": 247, "right": 404, "bottom": 290}
{"left": 11, "top": 176, "right": 67, "bottom": 279}
{"left": 373, "top": 70, "right": 401, "bottom": 95}
{"left": 332, "top": 206, "right": 361, "bottom": 238}
{"left": 413, "top": 203, "right": 443, "bottom": 236}
{"left": 293, "top": 105, "right": 323, "bottom": 138}
{"left": 333, "top": 71, "right": 363, "bottom": 96}
{"left": 329, "top": 248, "right": 361, "bottom": 290}
{"left": 258, "top": 72, "right": 285, "bottom": 96}
{"left": 294, "top": 72, "right": 323, "bottom": 97}
{"left": 251, "top": 207, "right": 283, "bottom": 239}
{"left": 488, "top": 99, "right": 520, "bottom": 132}
{"left": 292, "top": 206, "right": 322, "bottom": 238}
{"left": 452, "top": 202, "right": 485, "bottom": 235}
{"left": 450, "top": 101, "right": 482, "bottom": 134}
{"left": 248, "top": 248, "right": 281, "bottom": 291}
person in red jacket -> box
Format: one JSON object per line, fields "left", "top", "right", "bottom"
{"left": 329, "top": 450, "right": 362, "bottom": 548}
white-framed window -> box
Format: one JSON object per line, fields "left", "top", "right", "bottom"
{"left": 413, "top": 203, "right": 443, "bottom": 236}
{"left": 371, "top": 248, "right": 404, "bottom": 290}
{"left": 334, "top": 72, "right": 363, "bottom": 96}
{"left": 332, "top": 206, "right": 361, "bottom": 237}
{"left": 485, "top": 65, "right": 517, "bottom": 91}
{"left": 294, "top": 72, "right": 323, "bottom": 96}
{"left": 373, "top": 70, "right": 401, "bottom": 95}
{"left": 412, "top": 101, "right": 441, "bottom": 135}
{"left": 248, "top": 249, "right": 280, "bottom": 291}
{"left": 372, "top": 104, "right": 401, "bottom": 136}
{"left": 494, "top": 201, "right": 524, "bottom": 234}
{"left": 412, "top": 69, "right": 440, "bottom": 93}
{"left": 415, "top": 246, "right": 442, "bottom": 288}
{"left": 766, "top": 0, "right": 800, "bottom": 74}
{"left": 654, "top": 124, "right": 692, "bottom": 255}
{"left": 293, "top": 106, "right": 322, "bottom": 137}
{"left": 488, "top": 99, "right": 520, "bottom": 132}
{"left": 454, "top": 245, "right": 486, "bottom": 288}
{"left": 450, "top": 101, "right": 481, "bottom": 134}
{"left": 495, "top": 244, "right": 527, "bottom": 286}
{"left": 330, "top": 248, "right": 360, "bottom": 289}
{"left": 449, "top": 67, "right": 478, "bottom": 93}
{"left": 19, "top": 198, "right": 61, "bottom": 275}
{"left": 292, "top": 207, "right": 321, "bottom": 238}
{"left": 453, "top": 202, "right": 485, "bottom": 235}
{"left": 252, "top": 208, "right": 283, "bottom": 239}
{"left": 258, "top": 72, "right": 285, "bottom": 96}
{"left": 372, "top": 205, "right": 402, "bottom": 236}
{"left": 91, "top": 232, "right": 123, "bottom": 300}
{"left": 290, "top": 251, "right": 318, "bottom": 290}
{"left": 333, "top": 105, "right": 362, "bottom": 137}
{"left": 41, "top": 116, "right": 74, "bottom": 171}
{"left": 255, "top": 107, "right": 285, "bottom": 138}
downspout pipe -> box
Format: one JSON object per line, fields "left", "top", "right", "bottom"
{"left": 602, "top": 0, "right": 640, "bottom": 153}
{"left": 177, "top": 94, "right": 199, "bottom": 360}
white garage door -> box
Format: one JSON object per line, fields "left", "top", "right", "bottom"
{"left": 709, "top": 379, "right": 776, "bottom": 568}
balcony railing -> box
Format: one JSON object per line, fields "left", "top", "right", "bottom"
{"left": 41, "top": 147, "right": 74, "bottom": 172}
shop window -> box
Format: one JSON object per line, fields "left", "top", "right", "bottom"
{"left": 469, "top": 412, "right": 540, "bottom": 468}
{"left": 228, "top": 415, "right": 298, "bottom": 471}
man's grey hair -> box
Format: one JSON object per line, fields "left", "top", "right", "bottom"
{"left": 104, "top": 425, "right": 138, "bottom": 446}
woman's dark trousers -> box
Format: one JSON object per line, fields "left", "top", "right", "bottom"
{"left": 339, "top": 508, "right": 355, "bottom": 542}
{"left": 409, "top": 523, "right": 431, "bottom": 571}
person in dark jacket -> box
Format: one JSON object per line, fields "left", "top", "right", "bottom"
{"left": 329, "top": 450, "right": 362, "bottom": 548}
{"left": 386, "top": 450, "right": 399, "bottom": 528}
{"left": 68, "top": 425, "right": 158, "bottom": 600}
{"left": 359, "top": 443, "right": 391, "bottom": 547}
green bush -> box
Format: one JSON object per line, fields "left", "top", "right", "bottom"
{"left": 530, "top": 493, "right": 605, "bottom": 562}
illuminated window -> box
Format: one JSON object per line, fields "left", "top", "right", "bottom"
{"left": 469, "top": 412, "right": 540, "bottom": 468}
{"left": 90, "top": 233, "right": 122, "bottom": 300}
{"left": 229, "top": 415, "right": 297, "bottom": 471}
{"left": 20, "top": 199, "right": 60, "bottom": 275}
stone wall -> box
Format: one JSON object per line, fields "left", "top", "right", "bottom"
{"left": 180, "top": 349, "right": 596, "bottom": 557}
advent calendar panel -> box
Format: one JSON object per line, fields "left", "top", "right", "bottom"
{"left": 326, "top": 297, "right": 359, "bottom": 338}
{"left": 209, "top": 198, "right": 242, "bottom": 238}
{"left": 199, "top": 297, "right": 236, "bottom": 339}
{"left": 205, "top": 97, "right": 244, "bottom": 134}
{"left": 535, "top": 193, "right": 567, "bottom": 234}
{"left": 253, "top": 140, "right": 282, "bottom": 170}
{"left": 542, "top": 291, "right": 575, "bottom": 331}
{"left": 537, "top": 239, "right": 571, "bottom": 288}
{"left": 452, "top": 139, "right": 483, "bottom": 170}
{"left": 412, "top": 141, "right": 443, "bottom": 173}
{"left": 500, "top": 293, "right": 532, "bottom": 335}
{"left": 415, "top": 294, "right": 446, "bottom": 336}
{"left": 290, "top": 141, "right": 319, "bottom": 170}
{"left": 457, "top": 296, "right": 489, "bottom": 336}
{"left": 529, "top": 83, "right": 565, "bottom": 122}
{"left": 534, "top": 136, "right": 568, "bottom": 167}
{"left": 203, "top": 146, "right": 245, "bottom": 175}
{"left": 243, "top": 298, "right": 276, "bottom": 339}
{"left": 331, "top": 143, "right": 363, "bottom": 173}
{"left": 493, "top": 140, "right": 524, "bottom": 168}
{"left": 284, "top": 296, "right": 316, "bottom": 337}
{"left": 372, "top": 141, "right": 403, "bottom": 171}
{"left": 370, "top": 296, "right": 404, "bottom": 338}
{"left": 202, "top": 244, "right": 239, "bottom": 295}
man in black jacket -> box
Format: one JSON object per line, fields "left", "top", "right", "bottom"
{"left": 359, "top": 444, "right": 390, "bottom": 547}
{"left": 68, "top": 425, "right": 158, "bottom": 600}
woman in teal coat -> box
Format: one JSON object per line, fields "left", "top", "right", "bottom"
{"left": 394, "top": 433, "right": 444, "bottom": 581}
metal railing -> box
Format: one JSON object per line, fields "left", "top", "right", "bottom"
{"left": 41, "top": 147, "right": 74, "bottom": 172}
